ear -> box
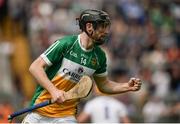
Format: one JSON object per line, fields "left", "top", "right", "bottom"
{"left": 86, "top": 23, "right": 93, "bottom": 32}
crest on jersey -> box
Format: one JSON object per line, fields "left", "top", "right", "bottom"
{"left": 78, "top": 67, "right": 84, "bottom": 74}
{"left": 91, "top": 58, "right": 97, "bottom": 66}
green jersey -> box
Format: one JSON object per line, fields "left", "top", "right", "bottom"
{"left": 31, "top": 35, "right": 107, "bottom": 117}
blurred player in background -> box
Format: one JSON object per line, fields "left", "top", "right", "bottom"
{"left": 77, "top": 95, "right": 130, "bottom": 123}
{"left": 23, "top": 9, "right": 142, "bottom": 123}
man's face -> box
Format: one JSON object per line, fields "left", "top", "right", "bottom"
{"left": 93, "top": 24, "right": 110, "bottom": 45}
{"left": 86, "top": 22, "right": 110, "bottom": 45}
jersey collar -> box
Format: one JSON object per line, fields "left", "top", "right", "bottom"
{"left": 78, "top": 35, "right": 93, "bottom": 52}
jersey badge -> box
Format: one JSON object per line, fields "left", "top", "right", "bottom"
{"left": 91, "top": 58, "right": 97, "bottom": 66}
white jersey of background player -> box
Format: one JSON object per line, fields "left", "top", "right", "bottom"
{"left": 78, "top": 96, "right": 130, "bottom": 123}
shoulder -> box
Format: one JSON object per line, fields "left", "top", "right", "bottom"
{"left": 88, "top": 96, "right": 106, "bottom": 105}
{"left": 112, "top": 99, "right": 127, "bottom": 109}
{"left": 86, "top": 97, "right": 101, "bottom": 106}
{"left": 56, "top": 35, "right": 78, "bottom": 46}
{"left": 94, "top": 46, "right": 106, "bottom": 60}
{"left": 94, "top": 46, "right": 106, "bottom": 55}
{"left": 59, "top": 35, "right": 78, "bottom": 41}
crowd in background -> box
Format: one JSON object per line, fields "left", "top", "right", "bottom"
{"left": 0, "top": 0, "right": 179, "bottom": 123}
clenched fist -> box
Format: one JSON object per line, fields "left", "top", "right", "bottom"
{"left": 128, "top": 78, "right": 142, "bottom": 91}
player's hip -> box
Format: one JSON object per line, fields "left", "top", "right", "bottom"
{"left": 22, "top": 112, "right": 77, "bottom": 123}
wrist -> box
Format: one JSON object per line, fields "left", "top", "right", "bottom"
{"left": 120, "top": 83, "right": 133, "bottom": 92}
{"left": 47, "top": 83, "right": 57, "bottom": 93}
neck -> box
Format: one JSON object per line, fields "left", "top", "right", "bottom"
{"left": 79, "top": 32, "right": 94, "bottom": 50}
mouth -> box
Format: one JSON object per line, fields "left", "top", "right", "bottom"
{"left": 100, "top": 35, "right": 107, "bottom": 39}
{"left": 101, "top": 35, "right": 109, "bottom": 39}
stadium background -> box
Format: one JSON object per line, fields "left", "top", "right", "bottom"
{"left": 0, "top": 0, "right": 179, "bottom": 123}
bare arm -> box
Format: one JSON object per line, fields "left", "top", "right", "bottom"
{"left": 77, "top": 112, "right": 91, "bottom": 123}
{"left": 29, "top": 56, "right": 65, "bottom": 103}
{"left": 93, "top": 76, "right": 141, "bottom": 94}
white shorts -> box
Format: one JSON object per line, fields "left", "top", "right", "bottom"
{"left": 22, "top": 112, "right": 77, "bottom": 123}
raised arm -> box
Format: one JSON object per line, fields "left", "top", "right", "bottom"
{"left": 93, "top": 76, "right": 142, "bottom": 94}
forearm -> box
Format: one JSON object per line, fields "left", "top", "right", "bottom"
{"left": 112, "top": 82, "right": 130, "bottom": 93}
{"left": 98, "top": 80, "right": 131, "bottom": 94}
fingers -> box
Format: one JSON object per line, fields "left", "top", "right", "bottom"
{"left": 129, "top": 77, "right": 142, "bottom": 91}
{"left": 56, "top": 91, "right": 66, "bottom": 103}
{"left": 132, "top": 83, "right": 141, "bottom": 91}
{"left": 134, "top": 78, "right": 142, "bottom": 86}
{"left": 129, "top": 78, "right": 141, "bottom": 85}
{"left": 51, "top": 90, "right": 66, "bottom": 104}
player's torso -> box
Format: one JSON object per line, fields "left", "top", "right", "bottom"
{"left": 58, "top": 39, "right": 99, "bottom": 82}
{"left": 48, "top": 35, "right": 101, "bottom": 90}
{"left": 34, "top": 35, "right": 102, "bottom": 117}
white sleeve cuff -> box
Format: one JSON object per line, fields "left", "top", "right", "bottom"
{"left": 40, "top": 54, "right": 52, "bottom": 66}
{"left": 94, "top": 71, "right": 108, "bottom": 77}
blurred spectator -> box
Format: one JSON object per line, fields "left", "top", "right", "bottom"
{"left": 0, "top": 42, "right": 15, "bottom": 96}
{"left": 117, "top": 0, "right": 146, "bottom": 25}
{"left": 77, "top": 96, "right": 130, "bottom": 123}
{"left": 151, "top": 67, "right": 171, "bottom": 99}
{"left": 168, "top": 61, "right": 180, "bottom": 93}
{"left": 0, "top": 96, "right": 14, "bottom": 123}
{"left": 0, "top": 102, "right": 14, "bottom": 123}
{"left": 0, "top": 0, "right": 8, "bottom": 39}
{"left": 142, "top": 96, "right": 167, "bottom": 122}
{"left": 0, "top": 0, "right": 36, "bottom": 111}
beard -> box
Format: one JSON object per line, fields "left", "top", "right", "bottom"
{"left": 94, "top": 35, "right": 109, "bottom": 45}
